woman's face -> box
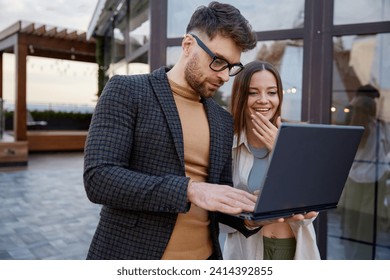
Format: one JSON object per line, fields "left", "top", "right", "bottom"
{"left": 246, "top": 70, "right": 280, "bottom": 122}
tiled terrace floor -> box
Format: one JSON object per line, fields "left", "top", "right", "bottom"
{"left": 0, "top": 152, "right": 101, "bottom": 260}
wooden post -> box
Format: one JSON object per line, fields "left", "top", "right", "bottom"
{"left": 14, "top": 36, "right": 27, "bottom": 141}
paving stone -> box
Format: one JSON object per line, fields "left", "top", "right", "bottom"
{"left": 0, "top": 152, "right": 100, "bottom": 260}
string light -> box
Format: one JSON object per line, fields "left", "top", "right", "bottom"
{"left": 283, "top": 86, "right": 297, "bottom": 94}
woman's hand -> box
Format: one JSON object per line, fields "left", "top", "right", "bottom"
{"left": 251, "top": 113, "right": 281, "bottom": 151}
{"left": 244, "top": 211, "right": 319, "bottom": 228}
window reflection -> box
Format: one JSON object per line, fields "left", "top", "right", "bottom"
{"left": 167, "top": 39, "right": 303, "bottom": 121}
{"left": 112, "top": 26, "right": 126, "bottom": 63}
{"left": 334, "top": 0, "right": 390, "bottom": 25}
{"left": 167, "top": 0, "right": 305, "bottom": 38}
{"left": 330, "top": 33, "right": 390, "bottom": 259}
{"left": 255, "top": 40, "right": 303, "bottom": 122}
{"left": 129, "top": 0, "right": 150, "bottom": 53}
{"left": 107, "top": 0, "right": 150, "bottom": 76}
{"left": 111, "top": 1, "right": 127, "bottom": 65}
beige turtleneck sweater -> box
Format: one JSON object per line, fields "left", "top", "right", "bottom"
{"left": 161, "top": 80, "right": 213, "bottom": 260}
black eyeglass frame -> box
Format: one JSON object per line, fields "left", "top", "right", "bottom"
{"left": 189, "top": 33, "right": 244, "bottom": 77}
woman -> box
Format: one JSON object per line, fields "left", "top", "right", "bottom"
{"left": 223, "top": 60, "right": 320, "bottom": 260}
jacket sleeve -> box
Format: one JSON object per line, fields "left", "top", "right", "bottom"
{"left": 218, "top": 213, "right": 261, "bottom": 238}
{"left": 83, "top": 75, "right": 190, "bottom": 214}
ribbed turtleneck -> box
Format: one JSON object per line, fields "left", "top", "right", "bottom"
{"left": 169, "top": 79, "right": 201, "bottom": 101}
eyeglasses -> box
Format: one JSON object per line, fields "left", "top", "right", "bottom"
{"left": 189, "top": 33, "right": 244, "bottom": 77}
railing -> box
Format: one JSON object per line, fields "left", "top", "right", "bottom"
{"left": 3, "top": 101, "right": 96, "bottom": 113}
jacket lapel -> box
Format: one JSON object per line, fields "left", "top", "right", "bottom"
{"left": 149, "top": 68, "right": 185, "bottom": 169}
{"left": 148, "top": 67, "right": 226, "bottom": 179}
{"left": 203, "top": 97, "right": 224, "bottom": 181}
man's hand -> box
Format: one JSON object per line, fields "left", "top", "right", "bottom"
{"left": 187, "top": 181, "right": 257, "bottom": 215}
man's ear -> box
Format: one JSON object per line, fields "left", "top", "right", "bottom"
{"left": 182, "top": 34, "right": 193, "bottom": 56}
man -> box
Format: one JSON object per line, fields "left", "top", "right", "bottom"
{"left": 84, "top": 1, "right": 258, "bottom": 260}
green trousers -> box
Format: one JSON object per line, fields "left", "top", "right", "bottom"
{"left": 263, "top": 236, "right": 296, "bottom": 260}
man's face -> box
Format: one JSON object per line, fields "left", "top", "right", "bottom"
{"left": 184, "top": 34, "right": 242, "bottom": 98}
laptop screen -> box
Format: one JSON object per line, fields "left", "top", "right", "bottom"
{"left": 251, "top": 123, "right": 364, "bottom": 218}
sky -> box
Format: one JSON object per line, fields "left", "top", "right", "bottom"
{"left": 0, "top": 0, "right": 100, "bottom": 109}
{"left": 0, "top": 0, "right": 98, "bottom": 32}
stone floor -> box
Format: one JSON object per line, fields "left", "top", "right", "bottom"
{"left": 0, "top": 152, "right": 101, "bottom": 260}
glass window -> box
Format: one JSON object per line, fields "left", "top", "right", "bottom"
{"left": 167, "top": 39, "right": 303, "bottom": 121}
{"left": 166, "top": 46, "right": 181, "bottom": 69}
{"left": 111, "top": 2, "right": 127, "bottom": 65}
{"left": 108, "top": 61, "right": 128, "bottom": 78}
{"left": 334, "top": 0, "right": 390, "bottom": 25}
{"left": 167, "top": 0, "right": 305, "bottom": 38}
{"left": 329, "top": 33, "right": 390, "bottom": 259}
{"left": 128, "top": 62, "right": 149, "bottom": 75}
{"left": 129, "top": 0, "right": 150, "bottom": 54}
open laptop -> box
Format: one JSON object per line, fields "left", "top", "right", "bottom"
{"left": 238, "top": 122, "right": 364, "bottom": 221}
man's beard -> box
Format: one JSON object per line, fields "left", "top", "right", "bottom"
{"left": 184, "top": 55, "right": 216, "bottom": 98}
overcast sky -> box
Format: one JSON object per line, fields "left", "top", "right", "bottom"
{"left": 0, "top": 0, "right": 99, "bottom": 32}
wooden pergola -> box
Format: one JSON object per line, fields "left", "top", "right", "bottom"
{"left": 0, "top": 21, "right": 96, "bottom": 166}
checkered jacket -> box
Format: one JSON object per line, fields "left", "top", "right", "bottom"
{"left": 83, "top": 67, "right": 252, "bottom": 259}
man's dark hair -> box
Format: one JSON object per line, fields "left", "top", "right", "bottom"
{"left": 186, "top": 1, "right": 257, "bottom": 52}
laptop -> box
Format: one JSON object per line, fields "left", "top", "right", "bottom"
{"left": 238, "top": 122, "right": 364, "bottom": 221}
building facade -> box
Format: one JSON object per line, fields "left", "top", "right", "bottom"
{"left": 87, "top": 0, "right": 390, "bottom": 259}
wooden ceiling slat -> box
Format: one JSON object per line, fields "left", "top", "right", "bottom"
{"left": 46, "top": 27, "right": 57, "bottom": 37}
{"left": 1, "top": 22, "right": 95, "bottom": 44}
{"left": 33, "top": 25, "right": 46, "bottom": 36}
{"left": 66, "top": 31, "right": 78, "bottom": 40}
{"left": 1, "top": 21, "right": 95, "bottom": 61}
{"left": 55, "top": 29, "right": 67, "bottom": 39}
{"left": 77, "top": 32, "right": 87, "bottom": 41}
{"left": 21, "top": 23, "right": 35, "bottom": 34}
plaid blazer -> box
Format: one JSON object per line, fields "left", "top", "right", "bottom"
{"left": 84, "top": 67, "right": 252, "bottom": 260}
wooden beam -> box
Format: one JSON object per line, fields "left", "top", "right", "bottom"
{"left": 19, "top": 33, "right": 95, "bottom": 56}
{"left": 0, "top": 21, "right": 21, "bottom": 41}
{"left": 14, "top": 38, "right": 27, "bottom": 141}
{"left": 29, "top": 48, "right": 95, "bottom": 62}
{"left": 28, "top": 131, "right": 87, "bottom": 151}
